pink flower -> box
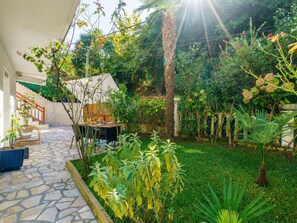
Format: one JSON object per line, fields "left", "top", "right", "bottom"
{"left": 280, "top": 32, "right": 286, "bottom": 37}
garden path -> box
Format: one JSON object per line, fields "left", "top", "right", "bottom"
{"left": 0, "top": 126, "right": 97, "bottom": 223}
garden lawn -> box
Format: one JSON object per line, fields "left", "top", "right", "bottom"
{"left": 72, "top": 139, "right": 297, "bottom": 223}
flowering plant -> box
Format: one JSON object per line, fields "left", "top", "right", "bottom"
{"left": 181, "top": 89, "right": 207, "bottom": 112}
{"left": 242, "top": 32, "right": 297, "bottom": 111}
{"left": 215, "top": 19, "right": 279, "bottom": 109}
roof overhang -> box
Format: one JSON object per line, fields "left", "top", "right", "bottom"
{"left": 0, "top": 0, "right": 80, "bottom": 85}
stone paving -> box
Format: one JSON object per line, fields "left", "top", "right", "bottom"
{"left": 0, "top": 126, "right": 98, "bottom": 223}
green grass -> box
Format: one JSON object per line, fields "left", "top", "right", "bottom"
{"left": 72, "top": 139, "right": 297, "bottom": 223}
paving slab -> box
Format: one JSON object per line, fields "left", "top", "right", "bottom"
{"left": 0, "top": 126, "right": 97, "bottom": 223}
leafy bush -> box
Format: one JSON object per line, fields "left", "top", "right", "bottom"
{"left": 195, "top": 180, "right": 275, "bottom": 223}
{"left": 210, "top": 20, "right": 279, "bottom": 111}
{"left": 89, "top": 132, "right": 185, "bottom": 222}
{"left": 106, "top": 84, "right": 140, "bottom": 133}
{"left": 179, "top": 89, "right": 210, "bottom": 140}
{"left": 175, "top": 43, "right": 206, "bottom": 97}
{"left": 138, "top": 97, "right": 166, "bottom": 133}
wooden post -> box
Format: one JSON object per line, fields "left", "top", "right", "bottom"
{"left": 225, "top": 113, "right": 232, "bottom": 145}
{"left": 233, "top": 117, "right": 239, "bottom": 143}
{"left": 174, "top": 98, "right": 180, "bottom": 137}
{"left": 217, "top": 112, "right": 223, "bottom": 138}
{"left": 42, "top": 107, "right": 45, "bottom": 125}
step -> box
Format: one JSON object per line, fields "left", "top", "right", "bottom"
{"left": 29, "top": 121, "right": 49, "bottom": 130}
{"left": 37, "top": 124, "right": 49, "bottom": 130}
{"left": 30, "top": 121, "right": 40, "bottom": 126}
{"left": 19, "top": 124, "right": 49, "bottom": 130}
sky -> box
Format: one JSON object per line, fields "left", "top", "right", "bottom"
{"left": 68, "top": 0, "right": 150, "bottom": 43}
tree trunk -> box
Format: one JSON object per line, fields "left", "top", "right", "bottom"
{"left": 162, "top": 9, "right": 177, "bottom": 138}
{"left": 256, "top": 161, "right": 268, "bottom": 187}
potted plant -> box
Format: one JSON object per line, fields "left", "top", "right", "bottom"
{"left": 19, "top": 94, "right": 35, "bottom": 126}
{"left": 0, "top": 116, "right": 26, "bottom": 171}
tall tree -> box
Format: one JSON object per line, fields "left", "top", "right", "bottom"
{"left": 139, "top": 0, "right": 181, "bottom": 138}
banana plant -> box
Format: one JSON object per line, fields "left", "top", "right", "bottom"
{"left": 233, "top": 108, "right": 297, "bottom": 186}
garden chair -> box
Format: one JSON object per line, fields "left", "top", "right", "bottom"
{"left": 70, "top": 125, "right": 102, "bottom": 149}
{"left": 13, "top": 125, "right": 40, "bottom": 147}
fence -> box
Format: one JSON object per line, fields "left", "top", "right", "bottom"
{"left": 138, "top": 98, "right": 297, "bottom": 149}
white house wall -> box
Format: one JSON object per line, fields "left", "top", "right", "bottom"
{"left": 16, "top": 83, "right": 82, "bottom": 125}
{"left": 0, "top": 40, "right": 16, "bottom": 146}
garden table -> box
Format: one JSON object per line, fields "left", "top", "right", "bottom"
{"left": 78, "top": 123, "right": 122, "bottom": 142}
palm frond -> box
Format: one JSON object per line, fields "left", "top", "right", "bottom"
{"left": 194, "top": 180, "right": 274, "bottom": 223}
{"left": 216, "top": 209, "right": 242, "bottom": 223}
{"left": 137, "top": 0, "right": 182, "bottom": 11}
{"left": 240, "top": 195, "right": 274, "bottom": 222}
{"left": 233, "top": 107, "right": 297, "bottom": 146}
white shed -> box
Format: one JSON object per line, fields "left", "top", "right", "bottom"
{"left": 66, "top": 73, "right": 118, "bottom": 103}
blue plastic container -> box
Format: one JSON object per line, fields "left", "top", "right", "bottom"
{"left": 0, "top": 148, "right": 25, "bottom": 172}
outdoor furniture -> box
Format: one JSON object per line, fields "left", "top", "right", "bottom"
{"left": 13, "top": 125, "right": 40, "bottom": 147}
{"left": 70, "top": 125, "right": 101, "bottom": 149}
{"left": 70, "top": 123, "right": 122, "bottom": 149}
{"left": 92, "top": 123, "right": 122, "bottom": 143}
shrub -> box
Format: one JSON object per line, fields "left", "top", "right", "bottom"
{"left": 179, "top": 89, "right": 210, "bottom": 140}
{"left": 89, "top": 132, "right": 185, "bottom": 222}
{"left": 106, "top": 84, "right": 140, "bottom": 133}
{"left": 138, "top": 97, "right": 166, "bottom": 133}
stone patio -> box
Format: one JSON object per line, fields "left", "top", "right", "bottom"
{"left": 0, "top": 126, "right": 97, "bottom": 223}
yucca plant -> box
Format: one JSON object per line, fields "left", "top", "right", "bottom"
{"left": 233, "top": 108, "right": 297, "bottom": 186}
{"left": 195, "top": 180, "right": 275, "bottom": 223}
